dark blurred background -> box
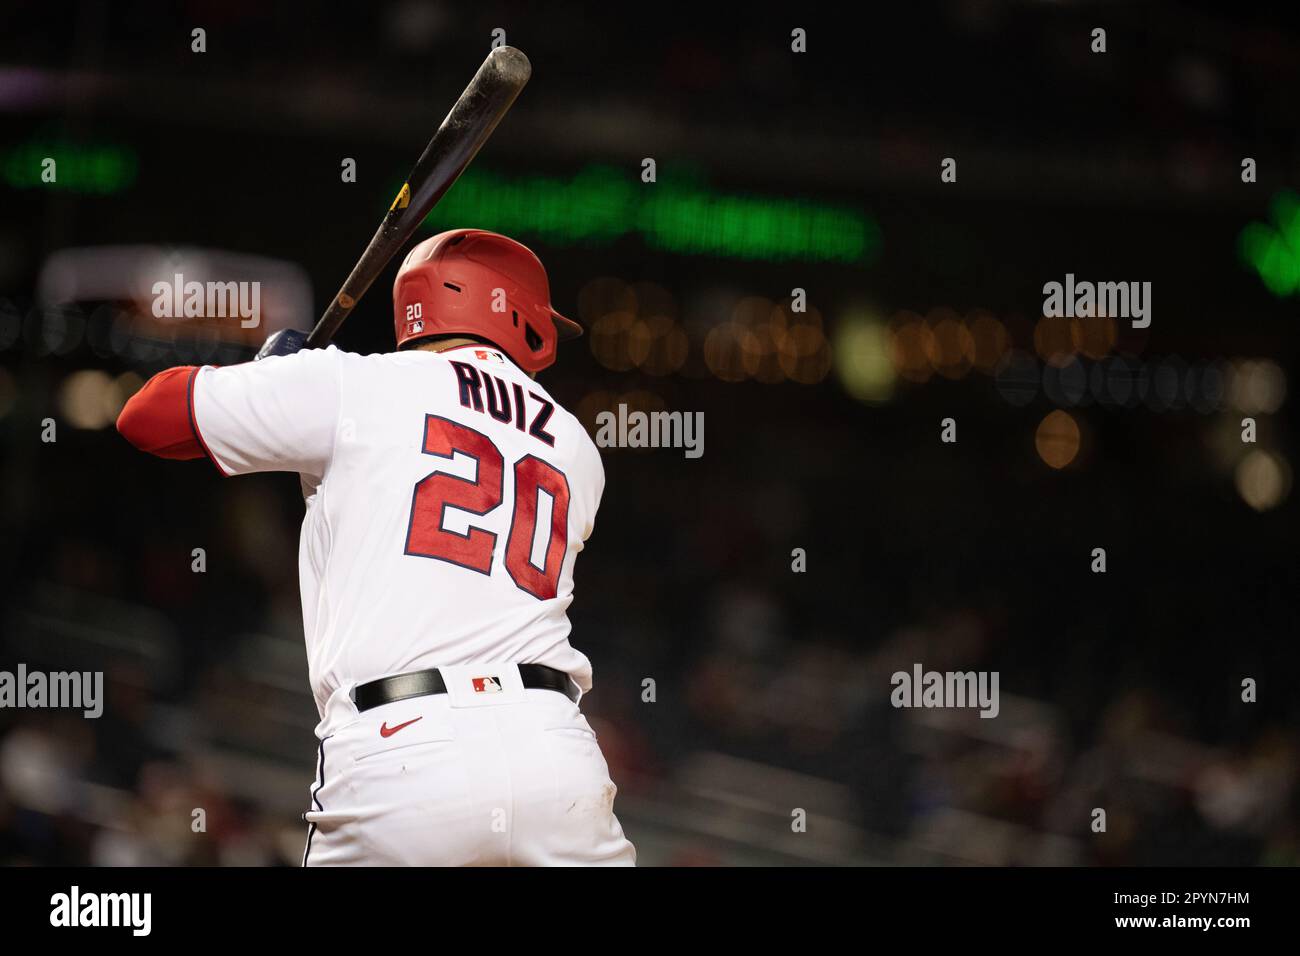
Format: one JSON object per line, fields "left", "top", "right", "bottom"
{"left": 1, "top": 1, "right": 1298, "bottom": 866}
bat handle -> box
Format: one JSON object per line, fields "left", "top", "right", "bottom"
{"left": 306, "top": 294, "right": 354, "bottom": 348}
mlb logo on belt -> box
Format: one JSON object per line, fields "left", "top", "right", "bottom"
{"left": 472, "top": 676, "right": 502, "bottom": 693}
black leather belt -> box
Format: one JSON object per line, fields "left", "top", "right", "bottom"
{"left": 352, "top": 663, "right": 579, "bottom": 712}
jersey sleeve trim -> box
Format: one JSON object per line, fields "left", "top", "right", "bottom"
{"left": 187, "top": 366, "right": 231, "bottom": 477}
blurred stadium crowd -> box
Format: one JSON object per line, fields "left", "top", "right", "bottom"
{"left": 2, "top": 3, "right": 1299, "bottom": 865}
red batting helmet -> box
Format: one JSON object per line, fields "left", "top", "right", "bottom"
{"left": 393, "top": 229, "right": 582, "bottom": 373}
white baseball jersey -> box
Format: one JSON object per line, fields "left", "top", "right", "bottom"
{"left": 190, "top": 343, "right": 603, "bottom": 736}
{"left": 187, "top": 342, "right": 633, "bottom": 866}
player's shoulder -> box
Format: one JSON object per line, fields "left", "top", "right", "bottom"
{"left": 325, "top": 345, "right": 438, "bottom": 383}
{"left": 533, "top": 383, "right": 580, "bottom": 431}
{"left": 206, "top": 340, "right": 345, "bottom": 387}
{"left": 455, "top": 350, "right": 603, "bottom": 476}
{"left": 541, "top": 386, "right": 604, "bottom": 485}
{"left": 331, "top": 346, "right": 460, "bottom": 373}
{"left": 248, "top": 344, "right": 405, "bottom": 395}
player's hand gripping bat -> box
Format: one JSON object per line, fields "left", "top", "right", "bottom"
{"left": 305, "top": 46, "right": 532, "bottom": 348}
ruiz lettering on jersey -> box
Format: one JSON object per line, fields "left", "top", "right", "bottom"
{"left": 449, "top": 360, "right": 556, "bottom": 446}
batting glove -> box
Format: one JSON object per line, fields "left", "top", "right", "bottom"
{"left": 255, "top": 328, "right": 310, "bottom": 361}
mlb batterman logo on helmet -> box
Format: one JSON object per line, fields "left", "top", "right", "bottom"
{"left": 393, "top": 229, "right": 583, "bottom": 373}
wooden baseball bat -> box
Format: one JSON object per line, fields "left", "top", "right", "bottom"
{"left": 306, "top": 46, "right": 531, "bottom": 347}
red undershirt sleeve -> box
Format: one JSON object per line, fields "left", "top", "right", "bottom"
{"left": 116, "top": 365, "right": 223, "bottom": 472}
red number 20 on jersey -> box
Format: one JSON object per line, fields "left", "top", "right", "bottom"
{"left": 403, "top": 415, "right": 570, "bottom": 600}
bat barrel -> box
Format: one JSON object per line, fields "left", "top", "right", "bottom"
{"left": 487, "top": 45, "right": 532, "bottom": 88}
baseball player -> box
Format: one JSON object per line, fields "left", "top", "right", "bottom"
{"left": 116, "top": 229, "right": 635, "bottom": 866}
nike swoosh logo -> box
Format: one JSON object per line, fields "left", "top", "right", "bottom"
{"left": 379, "top": 716, "right": 423, "bottom": 738}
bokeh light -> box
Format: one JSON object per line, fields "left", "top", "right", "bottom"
{"left": 590, "top": 310, "right": 638, "bottom": 371}
{"left": 925, "top": 307, "right": 974, "bottom": 380}
{"left": 1033, "top": 315, "right": 1075, "bottom": 366}
{"left": 1229, "top": 359, "right": 1286, "bottom": 414}
{"left": 995, "top": 349, "right": 1039, "bottom": 406}
{"left": 888, "top": 311, "right": 933, "bottom": 383}
{"left": 833, "top": 310, "right": 893, "bottom": 402}
{"left": 629, "top": 315, "right": 688, "bottom": 375}
{"left": 1235, "top": 449, "right": 1291, "bottom": 511}
{"left": 732, "top": 297, "right": 783, "bottom": 384}
{"left": 56, "top": 369, "right": 123, "bottom": 430}
{"left": 1035, "top": 409, "right": 1081, "bottom": 469}
{"left": 1043, "top": 357, "right": 1088, "bottom": 407}
{"left": 1071, "top": 315, "right": 1117, "bottom": 360}
{"left": 772, "top": 301, "right": 830, "bottom": 385}
{"left": 703, "top": 321, "right": 748, "bottom": 382}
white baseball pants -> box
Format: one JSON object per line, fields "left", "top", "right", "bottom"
{"left": 301, "top": 664, "right": 636, "bottom": 866}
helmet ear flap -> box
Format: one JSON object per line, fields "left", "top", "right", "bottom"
{"left": 394, "top": 274, "right": 434, "bottom": 346}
